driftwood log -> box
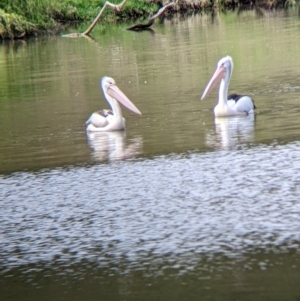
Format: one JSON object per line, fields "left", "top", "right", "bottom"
{"left": 126, "top": 1, "right": 176, "bottom": 31}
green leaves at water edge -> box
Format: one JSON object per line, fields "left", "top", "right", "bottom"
{"left": 0, "top": 9, "right": 36, "bottom": 39}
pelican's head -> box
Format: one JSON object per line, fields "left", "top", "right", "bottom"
{"left": 201, "top": 56, "right": 234, "bottom": 100}
{"left": 101, "top": 76, "right": 142, "bottom": 115}
{"left": 101, "top": 76, "right": 116, "bottom": 92}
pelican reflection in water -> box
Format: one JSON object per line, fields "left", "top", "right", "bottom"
{"left": 201, "top": 56, "right": 256, "bottom": 117}
{"left": 86, "top": 76, "right": 141, "bottom": 132}
{"left": 87, "top": 131, "right": 143, "bottom": 162}
{"left": 206, "top": 115, "right": 255, "bottom": 150}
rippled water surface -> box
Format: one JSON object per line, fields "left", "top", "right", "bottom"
{"left": 1, "top": 8, "right": 300, "bottom": 301}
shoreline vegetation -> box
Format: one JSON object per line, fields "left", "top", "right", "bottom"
{"left": 0, "top": 0, "right": 297, "bottom": 39}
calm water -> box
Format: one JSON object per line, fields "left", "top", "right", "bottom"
{"left": 1, "top": 8, "right": 300, "bottom": 301}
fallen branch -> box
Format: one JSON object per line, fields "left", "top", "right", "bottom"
{"left": 149, "top": 1, "right": 176, "bottom": 21}
{"left": 126, "top": 1, "right": 176, "bottom": 31}
{"left": 126, "top": 13, "right": 155, "bottom": 31}
{"left": 62, "top": 0, "right": 128, "bottom": 38}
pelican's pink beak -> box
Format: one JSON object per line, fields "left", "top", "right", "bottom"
{"left": 201, "top": 64, "right": 226, "bottom": 100}
{"left": 108, "top": 85, "right": 142, "bottom": 115}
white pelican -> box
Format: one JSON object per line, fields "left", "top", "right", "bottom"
{"left": 86, "top": 76, "right": 141, "bottom": 132}
{"left": 201, "top": 56, "right": 256, "bottom": 117}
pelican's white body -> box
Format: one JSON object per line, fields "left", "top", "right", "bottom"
{"left": 86, "top": 111, "right": 125, "bottom": 132}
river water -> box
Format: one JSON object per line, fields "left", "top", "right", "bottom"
{"left": 1, "top": 8, "right": 300, "bottom": 301}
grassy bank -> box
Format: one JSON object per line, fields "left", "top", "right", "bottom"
{"left": 0, "top": 0, "right": 297, "bottom": 39}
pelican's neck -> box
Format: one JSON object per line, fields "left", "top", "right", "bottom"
{"left": 107, "top": 95, "right": 123, "bottom": 118}
{"left": 218, "top": 77, "right": 229, "bottom": 107}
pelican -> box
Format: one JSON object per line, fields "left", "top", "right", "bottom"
{"left": 201, "top": 56, "right": 256, "bottom": 117}
{"left": 86, "top": 76, "right": 141, "bottom": 132}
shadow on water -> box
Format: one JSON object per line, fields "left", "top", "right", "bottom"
{"left": 1, "top": 251, "right": 300, "bottom": 301}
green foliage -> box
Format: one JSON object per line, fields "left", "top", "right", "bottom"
{"left": 58, "top": 0, "right": 105, "bottom": 20}
{"left": 0, "top": 0, "right": 60, "bottom": 28}
{"left": 0, "top": 0, "right": 298, "bottom": 38}
{"left": 0, "top": 8, "right": 36, "bottom": 38}
{"left": 0, "top": 0, "right": 155, "bottom": 24}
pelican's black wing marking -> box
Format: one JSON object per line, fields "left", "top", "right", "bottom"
{"left": 227, "top": 93, "right": 244, "bottom": 102}
{"left": 228, "top": 93, "right": 257, "bottom": 109}
{"left": 97, "top": 109, "right": 114, "bottom": 117}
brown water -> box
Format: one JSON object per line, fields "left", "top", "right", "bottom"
{"left": 1, "top": 8, "right": 300, "bottom": 301}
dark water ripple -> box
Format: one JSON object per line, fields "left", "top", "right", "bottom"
{"left": 1, "top": 142, "right": 300, "bottom": 271}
